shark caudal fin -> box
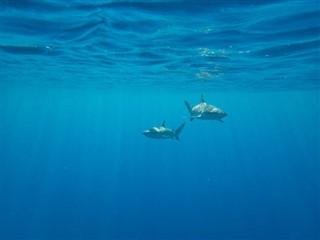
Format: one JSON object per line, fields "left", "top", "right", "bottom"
{"left": 174, "top": 122, "right": 186, "bottom": 140}
{"left": 184, "top": 100, "right": 195, "bottom": 121}
{"left": 184, "top": 100, "right": 192, "bottom": 114}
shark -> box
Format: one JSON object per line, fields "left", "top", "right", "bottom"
{"left": 184, "top": 94, "right": 228, "bottom": 122}
{"left": 142, "top": 120, "right": 186, "bottom": 140}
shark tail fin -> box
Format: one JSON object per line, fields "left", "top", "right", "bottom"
{"left": 184, "top": 100, "right": 192, "bottom": 115}
{"left": 174, "top": 122, "right": 186, "bottom": 140}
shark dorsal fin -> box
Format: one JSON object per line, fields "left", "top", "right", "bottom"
{"left": 161, "top": 120, "right": 166, "bottom": 127}
{"left": 201, "top": 94, "right": 205, "bottom": 103}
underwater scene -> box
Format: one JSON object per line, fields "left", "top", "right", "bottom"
{"left": 1, "top": 1, "right": 320, "bottom": 239}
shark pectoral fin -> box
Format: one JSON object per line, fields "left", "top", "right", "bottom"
{"left": 161, "top": 120, "right": 166, "bottom": 127}
{"left": 217, "top": 119, "right": 225, "bottom": 123}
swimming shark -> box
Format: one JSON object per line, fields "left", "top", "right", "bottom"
{"left": 142, "top": 120, "right": 186, "bottom": 140}
{"left": 184, "top": 94, "right": 227, "bottom": 122}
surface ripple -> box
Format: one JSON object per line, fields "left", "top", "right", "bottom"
{"left": 1, "top": 0, "right": 319, "bottom": 90}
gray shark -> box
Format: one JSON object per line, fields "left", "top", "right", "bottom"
{"left": 142, "top": 120, "right": 186, "bottom": 140}
{"left": 184, "top": 94, "right": 227, "bottom": 122}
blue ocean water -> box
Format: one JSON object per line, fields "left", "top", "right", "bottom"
{"left": 1, "top": 1, "right": 320, "bottom": 239}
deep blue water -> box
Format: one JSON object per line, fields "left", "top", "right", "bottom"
{"left": 1, "top": 1, "right": 320, "bottom": 239}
